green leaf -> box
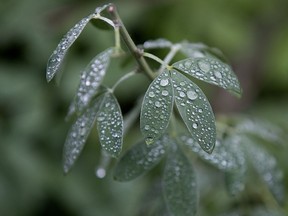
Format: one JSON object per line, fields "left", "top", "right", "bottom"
{"left": 243, "top": 139, "right": 285, "bottom": 203}
{"left": 140, "top": 70, "right": 174, "bottom": 144}
{"left": 236, "top": 118, "right": 284, "bottom": 144}
{"left": 171, "top": 70, "right": 216, "bottom": 153}
{"left": 63, "top": 94, "right": 104, "bottom": 173}
{"left": 180, "top": 135, "right": 239, "bottom": 171}
{"left": 113, "top": 136, "right": 168, "bottom": 181}
{"left": 223, "top": 136, "right": 247, "bottom": 196}
{"left": 97, "top": 92, "right": 123, "bottom": 157}
{"left": 73, "top": 48, "right": 114, "bottom": 113}
{"left": 173, "top": 57, "right": 242, "bottom": 97}
{"left": 180, "top": 42, "right": 228, "bottom": 63}
{"left": 46, "top": 14, "right": 94, "bottom": 82}
{"left": 141, "top": 38, "right": 173, "bottom": 49}
{"left": 163, "top": 141, "right": 197, "bottom": 216}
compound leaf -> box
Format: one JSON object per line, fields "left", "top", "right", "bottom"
{"left": 97, "top": 92, "right": 123, "bottom": 157}
{"left": 113, "top": 136, "right": 168, "bottom": 181}
{"left": 72, "top": 48, "right": 114, "bottom": 113}
{"left": 173, "top": 57, "right": 242, "bottom": 97}
{"left": 163, "top": 141, "right": 197, "bottom": 216}
{"left": 171, "top": 70, "right": 216, "bottom": 153}
{"left": 63, "top": 94, "right": 104, "bottom": 173}
{"left": 46, "top": 14, "right": 94, "bottom": 82}
{"left": 140, "top": 70, "right": 174, "bottom": 144}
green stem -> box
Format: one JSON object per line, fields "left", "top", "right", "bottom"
{"left": 111, "top": 70, "right": 137, "bottom": 91}
{"left": 159, "top": 44, "right": 181, "bottom": 72}
{"left": 143, "top": 52, "right": 166, "bottom": 66}
{"left": 106, "top": 4, "right": 155, "bottom": 80}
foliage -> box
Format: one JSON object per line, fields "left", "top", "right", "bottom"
{"left": 45, "top": 3, "right": 287, "bottom": 216}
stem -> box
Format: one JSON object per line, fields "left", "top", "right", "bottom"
{"left": 159, "top": 44, "right": 181, "bottom": 72}
{"left": 111, "top": 70, "right": 137, "bottom": 91}
{"left": 143, "top": 52, "right": 166, "bottom": 66}
{"left": 106, "top": 4, "right": 155, "bottom": 80}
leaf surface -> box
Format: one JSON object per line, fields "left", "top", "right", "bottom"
{"left": 140, "top": 70, "right": 174, "bottom": 144}
{"left": 46, "top": 14, "right": 94, "bottom": 82}
{"left": 97, "top": 92, "right": 123, "bottom": 157}
{"left": 113, "top": 136, "right": 167, "bottom": 181}
{"left": 63, "top": 95, "right": 104, "bottom": 173}
{"left": 163, "top": 141, "right": 197, "bottom": 216}
{"left": 171, "top": 70, "right": 216, "bottom": 153}
{"left": 173, "top": 57, "right": 242, "bottom": 96}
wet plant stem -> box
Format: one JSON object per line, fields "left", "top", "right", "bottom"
{"left": 107, "top": 4, "right": 155, "bottom": 80}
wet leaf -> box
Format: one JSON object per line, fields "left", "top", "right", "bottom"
{"left": 223, "top": 136, "right": 247, "bottom": 196}
{"left": 171, "top": 70, "right": 216, "bottom": 153}
{"left": 63, "top": 94, "right": 104, "bottom": 173}
{"left": 180, "top": 42, "right": 228, "bottom": 63}
{"left": 244, "top": 139, "right": 285, "bottom": 203}
{"left": 180, "top": 135, "right": 239, "bottom": 171}
{"left": 163, "top": 141, "right": 197, "bottom": 216}
{"left": 173, "top": 57, "right": 242, "bottom": 97}
{"left": 141, "top": 38, "right": 173, "bottom": 49}
{"left": 236, "top": 118, "right": 284, "bottom": 145}
{"left": 97, "top": 92, "right": 123, "bottom": 157}
{"left": 113, "top": 136, "right": 167, "bottom": 181}
{"left": 140, "top": 70, "right": 174, "bottom": 144}
{"left": 46, "top": 14, "right": 94, "bottom": 82}
{"left": 72, "top": 48, "right": 113, "bottom": 113}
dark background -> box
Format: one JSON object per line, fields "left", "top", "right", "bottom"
{"left": 1, "top": 0, "right": 288, "bottom": 215}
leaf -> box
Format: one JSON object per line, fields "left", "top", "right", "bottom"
{"left": 180, "top": 135, "right": 240, "bottom": 171}
{"left": 171, "top": 70, "right": 216, "bottom": 153}
{"left": 163, "top": 141, "right": 197, "bottom": 216}
{"left": 236, "top": 118, "right": 284, "bottom": 145}
{"left": 113, "top": 136, "right": 168, "bottom": 181}
{"left": 173, "top": 57, "right": 242, "bottom": 97}
{"left": 63, "top": 94, "right": 104, "bottom": 173}
{"left": 96, "top": 92, "right": 123, "bottom": 157}
{"left": 223, "top": 135, "right": 247, "bottom": 196}
{"left": 72, "top": 48, "right": 114, "bottom": 113}
{"left": 243, "top": 139, "right": 285, "bottom": 203}
{"left": 141, "top": 38, "right": 173, "bottom": 49}
{"left": 180, "top": 42, "right": 228, "bottom": 63}
{"left": 46, "top": 14, "right": 94, "bottom": 82}
{"left": 140, "top": 70, "right": 174, "bottom": 144}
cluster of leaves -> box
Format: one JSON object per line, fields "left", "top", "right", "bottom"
{"left": 46, "top": 4, "right": 285, "bottom": 216}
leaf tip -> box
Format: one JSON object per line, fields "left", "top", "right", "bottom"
{"left": 145, "top": 137, "right": 155, "bottom": 145}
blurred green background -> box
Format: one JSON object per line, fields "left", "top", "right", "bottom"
{"left": 1, "top": 0, "right": 288, "bottom": 215}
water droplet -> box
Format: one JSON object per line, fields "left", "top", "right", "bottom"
{"left": 96, "top": 167, "right": 106, "bottom": 178}
{"left": 214, "top": 71, "right": 222, "bottom": 79}
{"left": 198, "top": 108, "right": 203, "bottom": 113}
{"left": 162, "top": 90, "right": 169, "bottom": 96}
{"left": 160, "top": 79, "right": 169, "bottom": 86}
{"left": 97, "top": 116, "right": 105, "bottom": 121}
{"left": 144, "top": 125, "right": 150, "bottom": 130}
{"left": 148, "top": 91, "right": 155, "bottom": 97}
{"left": 146, "top": 137, "right": 154, "bottom": 145}
{"left": 180, "top": 82, "right": 185, "bottom": 86}
{"left": 155, "top": 101, "right": 161, "bottom": 107}
{"left": 198, "top": 60, "right": 210, "bottom": 72}
{"left": 187, "top": 90, "right": 198, "bottom": 100}
{"left": 192, "top": 123, "right": 198, "bottom": 129}
{"left": 179, "top": 91, "right": 186, "bottom": 98}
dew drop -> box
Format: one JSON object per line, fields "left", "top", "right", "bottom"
{"left": 192, "top": 123, "right": 198, "bottom": 129}
{"left": 179, "top": 91, "right": 186, "bottom": 98}
{"left": 96, "top": 167, "right": 106, "bottom": 178}
{"left": 155, "top": 101, "right": 161, "bottom": 107}
{"left": 187, "top": 90, "right": 198, "bottom": 100}
{"left": 148, "top": 91, "right": 155, "bottom": 97}
{"left": 144, "top": 125, "right": 150, "bottom": 130}
{"left": 161, "top": 90, "right": 169, "bottom": 96}
{"left": 97, "top": 116, "right": 105, "bottom": 122}
{"left": 214, "top": 71, "right": 222, "bottom": 79}
{"left": 198, "top": 60, "right": 210, "bottom": 72}
{"left": 160, "top": 79, "right": 169, "bottom": 86}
